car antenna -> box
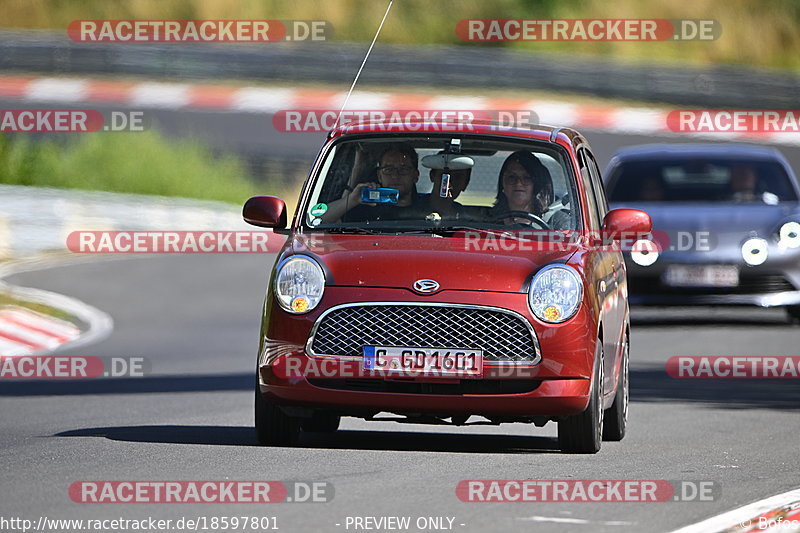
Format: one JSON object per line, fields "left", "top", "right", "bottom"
{"left": 333, "top": 0, "right": 394, "bottom": 130}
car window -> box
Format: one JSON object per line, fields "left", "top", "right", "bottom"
{"left": 303, "top": 135, "right": 583, "bottom": 232}
{"left": 585, "top": 150, "right": 609, "bottom": 217}
{"left": 606, "top": 158, "right": 799, "bottom": 203}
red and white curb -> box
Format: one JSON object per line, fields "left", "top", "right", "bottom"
{"left": 0, "top": 306, "right": 79, "bottom": 356}
{"left": 671, "top": 487, "right": 800, "bottom": 533}
{"left": 1, "top": 75, "right": 798, "bottom": 146}
{"left": 0, "top": 258, "right": 113, "bottom": 358}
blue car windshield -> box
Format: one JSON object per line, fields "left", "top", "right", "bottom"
{"left": 607, "top": 159, "right": 799, "bottom": 204}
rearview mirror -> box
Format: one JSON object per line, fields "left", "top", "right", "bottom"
{"left": 602, "top": 208, "right": 652, "bottom": 241}
{"left": 243, "top": 196, "right": 287, "bottom": 229}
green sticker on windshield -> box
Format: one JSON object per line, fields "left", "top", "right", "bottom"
{"left": 310, "top": 203, "right": 328, "bottom": 217}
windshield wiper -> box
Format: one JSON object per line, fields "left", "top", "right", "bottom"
{"left": 315, "top": 225, "right": 537, "bottom": 240}
{"left": 392, "top": 226, "right": 520, "bottom": 238}
{"left": 315, "top": 226, "right": 385, "bottom": 235}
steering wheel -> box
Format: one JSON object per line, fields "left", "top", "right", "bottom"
{"left": 490, "top": 211, "right": 551, "bottom": 230}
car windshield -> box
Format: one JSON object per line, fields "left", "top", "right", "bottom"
{"left": 302, "top": 135, "right": 581, "bottom": 233}
{"left": 607, "top": 158, "right": 799, "bottom": 204}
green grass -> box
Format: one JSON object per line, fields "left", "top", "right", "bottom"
{"left": 0, "top": 130, "right": 261, "bottom": 204}
{"left": 0, "top": 293, "right": 77, "bottom": 323}
{"left": 3, "top": 0, "right": 800, "bottom": 70}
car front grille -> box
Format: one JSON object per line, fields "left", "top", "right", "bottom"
{"left": 308, "top": 303, "right": 540, "bottom": 364}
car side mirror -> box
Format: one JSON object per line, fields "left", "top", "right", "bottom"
{"left": 243, "top": 196, "right": 287, "bottom": 231}
{"left": 602, "top": 208, "right": 652, "bottom": 241}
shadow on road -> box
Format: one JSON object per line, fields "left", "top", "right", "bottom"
{"left": 631, "top": 368, "right": 800, "bottom": 410}
{"left": 5, "top": 367, "right": 799, "bottom": 411}
{"left": 303, "top": 429, "right": 560, "bottom": 454}
{"left": 56, "top": 425, "right": 258, "bottom": 446}
{"left": 54, "top": 425, "right": 560, "bottom": 454}
{"left": 0, "top": 373, "right": 252, "bottom": 396}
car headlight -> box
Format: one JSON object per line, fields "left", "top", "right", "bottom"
{"left": 779, "top": 221, "right": 800, "bottom": 249}
{"left": 528, "top": 265, "right": 583, "bottom": 323}
{"left": 631, "top": 239, "right": 659, "bottom": 267}
{"left": 274, "top": 256, "right": 325, "bottom": 314}
{"left": 741, "top": 237, "right": 768, "bottom": 266}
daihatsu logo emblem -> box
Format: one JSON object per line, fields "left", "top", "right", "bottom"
{"left": 413, "top": 279, "right": 440, "bottom": 294}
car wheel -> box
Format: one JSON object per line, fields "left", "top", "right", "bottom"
{"left": 602, "top": 335, "right": 629, "bottom": 441}
{"left": 558, "top": 340, "right": 604, "bottom": 454}
{"left": 255, "top": 380, "right": 300, "bottom": 446}
{"left": 301, "top": 412, "right": 341, "bottom": 433}
{"left": 787, "top": 306, "right": 800, "bottom": 325}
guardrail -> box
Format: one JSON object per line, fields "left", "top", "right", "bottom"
{"left": 1, "top": 30, "right": 799, "bottom": 108}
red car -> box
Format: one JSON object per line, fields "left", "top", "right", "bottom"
{"left": 243, "top": 119, "right": 651, "bottom": 453}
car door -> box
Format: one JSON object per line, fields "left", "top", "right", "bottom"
{"left": 578, "top": 146, "right": 622, "bottom": 396}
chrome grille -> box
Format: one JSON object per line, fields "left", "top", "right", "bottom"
{"left": 308, "top": 303, "right": 540, "bottom": 364}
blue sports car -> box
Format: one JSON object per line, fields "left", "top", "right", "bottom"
{"left": 604, "top": 144, "right": 800, "bottom": 324}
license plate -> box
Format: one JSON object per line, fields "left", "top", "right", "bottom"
{"left": 663, "top": 265, "right": 739, "bottom": 287}
{"left": 362, "top": 346, "right": 483, "bottom": 377}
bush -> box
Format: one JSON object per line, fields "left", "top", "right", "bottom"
{"left": 0, "top": 130, "right": 259, "bottom": 204}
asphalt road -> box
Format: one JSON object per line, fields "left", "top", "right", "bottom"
{"left": 1, "top": 117, "right": 800, "bottom": 532}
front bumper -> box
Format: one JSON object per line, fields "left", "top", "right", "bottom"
{"left": 625, "top": 252, "right": 800, "bottom": 307}
{"left": 629, "top": 291, "right": 800, "bottom": 307}
{"left": 259, "top": 367, "right": 591, "bottom": 417}
{"left": 257, "top": 287, "right": 598, "bottom": 417}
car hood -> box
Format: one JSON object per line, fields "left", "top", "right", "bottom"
{"left": 290, "top": 232, "right": 579, "bottom": 293}
{"left": 612, "top": 202, "right": 800, "bottom": 246}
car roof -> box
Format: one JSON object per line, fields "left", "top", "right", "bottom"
{"left": 610, "top": 143, "right": 786, "bottom": 162}
{"left": 328, "top": 119, "right": 587, "bottom": 146}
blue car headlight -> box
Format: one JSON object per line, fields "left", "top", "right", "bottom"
{"left": 741, "top": 237, "right": 769, "bottom": 266}
{"left": 779, "top": 221, "right": 800, "bottom": 249}
{"left": 630, "top": 239, "right": 659, "bottom": 267}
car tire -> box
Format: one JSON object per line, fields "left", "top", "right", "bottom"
{"left": 255, "top": 380, "right": 300, "bottom": 446}
{"left": 602, "top": 335, "right": 629, "bottom": 441}
{"left": 787, "top": 306, "right": 800, "bottom": 325}
{"left": 301, "top": 412, "right": 341, "bottom": 433}
{"left": 558, "top": 340, "right": 604, "bottom": 454}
